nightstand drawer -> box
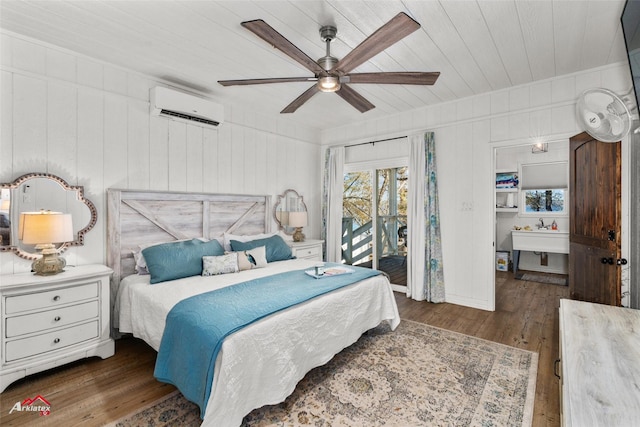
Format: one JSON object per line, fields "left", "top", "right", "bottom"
{"left": 5, "top": 282, "right": 98, "bottom": 315}
{"left": 5, "top": 301, "right": 99, "bottom": 338}
{"left": 295, "top": 246, "right": 322, "bottom": 259}
{"left": 5, "top": 320, "right": 99, "bottom": 362}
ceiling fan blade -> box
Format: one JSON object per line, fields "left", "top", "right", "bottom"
{"left": 332, "top": 12, "right": 420, "bottom": 74}
{"left": 336, "top": 85, "right": 375, "bottom": 113}
{"left": 343, "top": 72, "right": 440, "bottom": 85}
{"left": 242, "top": 19, "right": 326, "bottom": 76}
{"left": 218, "top": 77, "right": 317, "bottom": 86}
{"left": 281, "top": 85, "right": 319, "bottom": 114}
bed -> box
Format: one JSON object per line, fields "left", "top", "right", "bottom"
{"left": 107, "top": 189, "right": 400, "bottom": 426}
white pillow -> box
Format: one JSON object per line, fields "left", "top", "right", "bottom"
{"left": 202, "top": 253, "right": 239, "bottom": 276}
{"left": 277, "top": 230, "right": 293, "bottom": 242}
{"left": 222, "top": 231, "right": 278, "bottom": 252}
{"left": 236, "top": 245, "right": 268, "bottom": 270}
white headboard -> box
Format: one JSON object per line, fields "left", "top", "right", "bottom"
{"left": 106, "top": 189, "right": 271, "bottom": 311}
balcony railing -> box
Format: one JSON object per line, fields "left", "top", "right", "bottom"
{"left": 342, "top": 216, "right": 406, "bottom": 265}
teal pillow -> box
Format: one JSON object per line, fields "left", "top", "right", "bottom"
{"left": 230, "top": 235, "right": 293, "bottom": 263}
{"left": 143, "top": 238, "right": 224, "bottom": 284}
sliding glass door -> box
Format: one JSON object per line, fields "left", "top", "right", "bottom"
{"left": 342, "top": 165, "right": 407, "bottom": 286}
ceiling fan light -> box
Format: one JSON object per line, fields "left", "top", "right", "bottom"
{"left": 318, "top": 76, "right": 340, "bottom": 92}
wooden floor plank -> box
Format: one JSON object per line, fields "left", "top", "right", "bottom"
{"left": 0, "top": 271, "right": 567, "bottom": 426}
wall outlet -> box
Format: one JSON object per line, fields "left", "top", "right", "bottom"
{"left": 461, "top": 201, "right": 473, "bottom": 211}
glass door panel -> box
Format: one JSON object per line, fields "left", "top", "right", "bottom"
{"left": 377, "top": 167, "right": 407, "bottom": 285}
{"left": 342, "top": 171, "right": 373, "bottom": 267}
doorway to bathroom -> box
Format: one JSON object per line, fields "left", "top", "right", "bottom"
{"left": 494, "top": 140, "right": 571, "bottom": 289}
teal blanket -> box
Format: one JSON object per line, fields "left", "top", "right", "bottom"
{"left": 153, "top": 264, "right": 381, "bottom": 417}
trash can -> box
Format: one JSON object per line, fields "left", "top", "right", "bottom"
{"left": 496, "top": 251, "right": 509, "bottom": 271}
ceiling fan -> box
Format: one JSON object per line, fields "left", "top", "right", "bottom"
{"left": 218, "top": 12, "right": 440, "bottom": 114}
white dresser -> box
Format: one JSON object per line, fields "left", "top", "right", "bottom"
{"left": 558, "top": 299, "right": 640, "bottom": 426}
{"left": 289, "top": 239, "right": 324, "bottom": 262}
{"left": 0, "top": 264, "right": 114, "bottom": 392}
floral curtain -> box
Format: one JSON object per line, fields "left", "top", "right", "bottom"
{"left": 423, "top": 132, "right": 445, "bottom": 302}
{"left": 407, "top": 132, "right": 445, "bottom": 302}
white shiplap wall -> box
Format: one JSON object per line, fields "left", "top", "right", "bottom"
{"left": 0, "top": 32, "right": 321, "bottom": 275}
{"left": 322, "top": 62, "right": 634, "bottom": 311}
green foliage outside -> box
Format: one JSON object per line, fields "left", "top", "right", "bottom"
{"left": 343, "top": 167, "right": 408, "bottom": 227}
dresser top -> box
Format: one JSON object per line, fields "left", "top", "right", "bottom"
{"left": 560, "top": 299, "right": 640, "bottom": 426}
{"left": 0, "top": 264, "right": 112, "bottom": 289}
{"left": 288, "top": 239, "right": 324, "bottom": 247}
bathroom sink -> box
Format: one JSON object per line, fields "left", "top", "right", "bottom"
{"left": 511, "top": 229, "right": 569, "bottom": 253}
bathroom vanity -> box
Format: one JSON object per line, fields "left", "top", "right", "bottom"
{"left": 511, "top": 229, "right": 569, "bottom": 274}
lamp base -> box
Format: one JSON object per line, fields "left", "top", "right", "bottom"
{"left": 292, "top": 227, "right": 306, "bottom": 242}
{"left": 32, "top": 246, "right": 66, "bottom": 276}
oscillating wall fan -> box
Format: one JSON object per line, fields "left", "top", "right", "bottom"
{"left": 576, "top": 88, "right": 633, "bottom": 142}
{"left": 218, "top": 12, "right": 440, "bottom": 114}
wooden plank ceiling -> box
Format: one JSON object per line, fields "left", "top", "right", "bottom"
{"left": 0, "top": 0, "right": 629, "bottom": 131}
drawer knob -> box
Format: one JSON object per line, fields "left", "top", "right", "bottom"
{"left": 54, "top": 316, "right": 61, "bottom": 322}
{"left": 53, "top": 338, "right": 60, "bottom": 344}
{"left": 53, "top": 295, "right": 61, "bottom": 302}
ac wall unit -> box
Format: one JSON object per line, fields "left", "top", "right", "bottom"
{"left": 150, "top": 86, "right": 224, "bottom": 127}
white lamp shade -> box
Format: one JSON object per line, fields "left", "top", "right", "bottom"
{"left": 19, "top": 212, "right": 73, "bottom": 245}
{"left": 288, "top": 211, "right": 308, "bottom": 228}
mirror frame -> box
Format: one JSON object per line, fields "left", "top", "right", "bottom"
{"left": 273, "top": 189, "right": 307, "bottom": 235}
{"left": 0, "top": 173, "right": 98, "bottom": 260}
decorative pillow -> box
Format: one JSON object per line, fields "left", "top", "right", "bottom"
{"left": 202, "top": 253, "right": 239, "bottom": 276}
{"left": 230, "top": 234, "right": 293, "bottom": 263}
{"left": 235, "top": 246, "right": 268, "bottom": 270}
{"left": 223, "top": 231, "right": 278, "bottom": 252}
{"left": 133, "top": 237, "right": 208, "bottom": 275}
{"left": 143, "top": 238, "right": 225, "bottom": 284}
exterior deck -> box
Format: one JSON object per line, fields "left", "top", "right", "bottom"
{"left": 358, "top": 255, "right": 407, "bottom": 286}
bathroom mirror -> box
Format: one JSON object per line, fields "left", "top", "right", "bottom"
{"left": 0, "top": 173, "right": 97, "bottom": 260}
{"left": 273, "top": 189, "right": 307, "bottom": 235}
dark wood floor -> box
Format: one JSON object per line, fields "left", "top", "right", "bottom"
{"left": 0, "top": 271, "right": 567, "bottom": 426}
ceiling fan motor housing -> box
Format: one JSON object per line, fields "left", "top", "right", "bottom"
{"left": 318, "top": 55, "right": 338, "bottom": 72}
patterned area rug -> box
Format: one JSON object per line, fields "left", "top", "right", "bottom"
{"left": 110, "top": 320, "right": 537, "bottom": 426}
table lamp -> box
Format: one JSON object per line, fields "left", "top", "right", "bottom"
{"left": 19, "top": 211, "right": 73, "bottom": 275}
{"left": 288, "top": 211, "right": 307, "bottom": 242}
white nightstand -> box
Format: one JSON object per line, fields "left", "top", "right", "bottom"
{"left": 289, "top": 239, "right": 324, "bottom": 262}
{"left": 0, "top": 264, "right": 114, "bottom": 392}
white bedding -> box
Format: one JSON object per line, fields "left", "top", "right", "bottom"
{"left": 116, "top": 258, "right": 400, "bottom": 427}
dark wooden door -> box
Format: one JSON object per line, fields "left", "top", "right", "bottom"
{"left": 569, "top": 132, "right": 621, "bottom": 305}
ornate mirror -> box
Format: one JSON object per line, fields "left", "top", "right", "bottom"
{"left": 273, "top": 189, "right": 307, "bottom": 236}
{"left": 0, "top": 173, "right": 97, "bottom": 260}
